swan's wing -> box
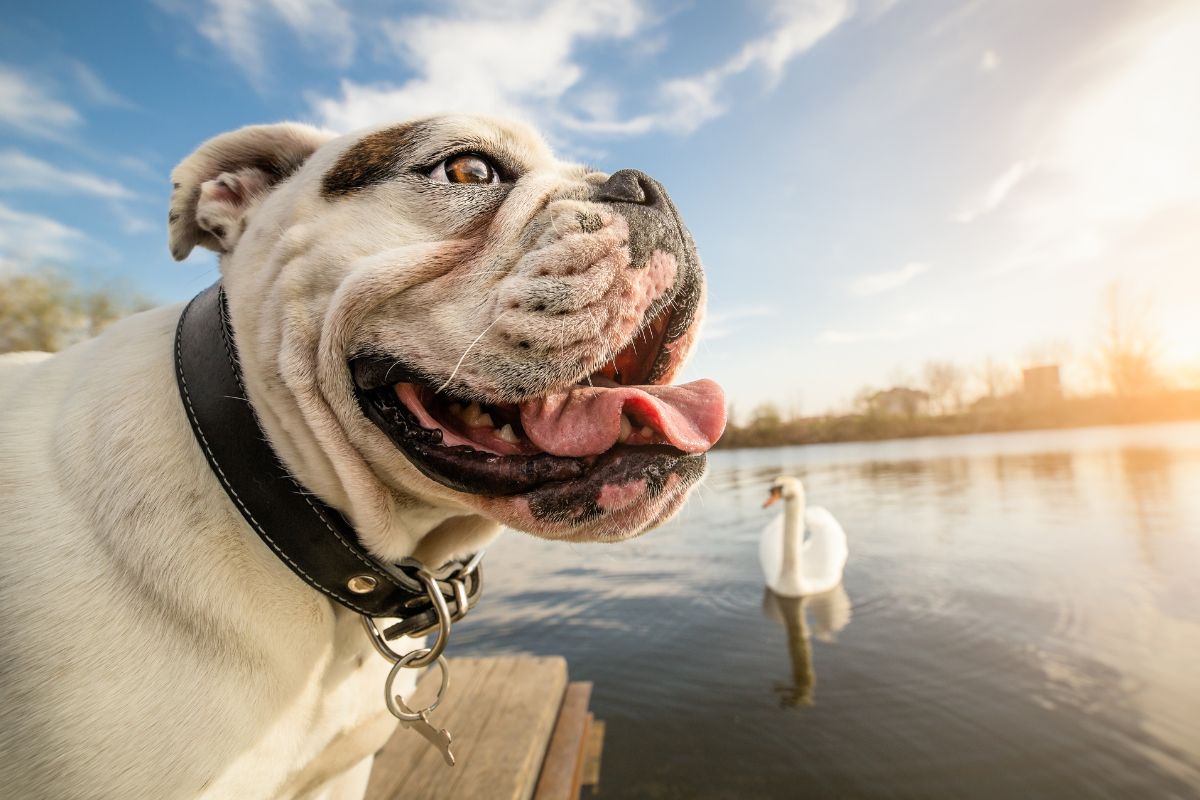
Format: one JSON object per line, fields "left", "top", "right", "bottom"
{"left": 804, "top": 507, "right": 847, "bottom": 555}
{"left": 802, "top": 506, "right": 849, "bottom": 593}
{"left": 759, "top": 513, "right": 784, "bottom": 586}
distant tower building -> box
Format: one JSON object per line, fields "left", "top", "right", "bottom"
{"left": 1022, "top": 365, "right": 1062, "bottom": 400}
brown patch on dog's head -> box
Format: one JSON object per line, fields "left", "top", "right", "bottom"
{"left": 321, "top": 123, "right": 419, "bottom": 198}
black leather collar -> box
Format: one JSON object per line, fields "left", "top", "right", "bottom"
{"left": 174, "top": 282, "right": 480, "bottom": 634}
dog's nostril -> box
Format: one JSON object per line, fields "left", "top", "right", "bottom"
{"left": 596, "top": 169, "right": 659, "bottom": 206}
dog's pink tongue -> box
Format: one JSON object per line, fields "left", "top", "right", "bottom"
{"left": 519, "top": 379, "right": 726, "bottom": 458}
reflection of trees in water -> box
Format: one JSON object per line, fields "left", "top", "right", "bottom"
{"left": 704, "top": 463, "right": 792, "bottom": 498}
{"left": 852, "top": 459, "right": 974, "bottom": 545}
{"left": 717, "top": 465, "right": 811, "bottom": 503}
{"left": 762, "top": 585, "right": 852, "bottom": 708}
{"left": 990, "top": 451, "right": 1075, "bottom": 483}
{"left": 1118, "top": 448, "right": 1174, "bottom": 563}
{"left": 991, "top": 451, "right": 1079, "bottom": 510}
{"left": 853, "top": 458, "right": 972, "bottom": 498}
{"left": 1022, "top": 452, "right": 1076, "bottom": 482}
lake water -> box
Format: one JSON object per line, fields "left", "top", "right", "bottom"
{"left": 454, "top": 422, "right": 1200, "bottom": 799}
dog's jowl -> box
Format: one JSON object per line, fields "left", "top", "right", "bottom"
{"left": 0, "top": 114, "right": 725, "bottom": 799}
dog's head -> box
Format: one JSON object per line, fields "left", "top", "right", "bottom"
{"left": 169, "top": 115, "right": 725, "bottom": 561}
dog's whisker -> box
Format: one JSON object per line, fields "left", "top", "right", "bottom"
{"left": 582, "top": 311, "right": 607, "bottom": 387}
{"left": 383, "top": 358, "right": 406, "bottom": 385}
{"left": 437, "top": 313, "right": 507, "bottom": 394}
{"left": 549, "top": 210, "right": 568, "bottom": 239}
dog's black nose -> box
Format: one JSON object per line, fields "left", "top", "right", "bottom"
{"left": 596, "top": 169, "right": 661, "bottom": 206}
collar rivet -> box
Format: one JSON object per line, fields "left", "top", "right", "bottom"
{"left": 347, "top": 575, "right": 378, "bottom": 594}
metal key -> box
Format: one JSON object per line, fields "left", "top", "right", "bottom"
{"left": 394, "top": 696, "right": 456, "bottom": 766}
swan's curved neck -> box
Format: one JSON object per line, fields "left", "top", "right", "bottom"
{"left": 781, "top": 490, "right": 806, "bottom": 577}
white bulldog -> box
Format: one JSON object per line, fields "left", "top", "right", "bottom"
{"left": 0, "top": 115, "right": 725, "bottom": 799}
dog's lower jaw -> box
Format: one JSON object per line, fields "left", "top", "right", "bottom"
{"left": 472, "top": 462, "right": 701, "bottom": 542}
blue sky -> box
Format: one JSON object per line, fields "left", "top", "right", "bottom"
{"left": 2, "top": 0, "right": 1197, "bottom": 414}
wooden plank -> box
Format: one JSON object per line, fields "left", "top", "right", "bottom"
{"left": 532, "top": 681, "right": 593, "bottom": 800}
{"left": 580, "top": 716, "right": 604, "bottom": 788}
{"left": 366, "top": 655, "right": 568, "bottom": 800}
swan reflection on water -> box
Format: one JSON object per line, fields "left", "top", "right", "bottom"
{"left": 761, "top": 584, "right": 853, "bottom": 707}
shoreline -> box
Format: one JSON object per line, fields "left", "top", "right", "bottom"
{"left": 714, "top": 391, "right": 1200, "bottom": 449}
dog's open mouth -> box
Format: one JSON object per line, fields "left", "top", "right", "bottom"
{"left": 350, "top": 307, "right": 725, "bottom": 517}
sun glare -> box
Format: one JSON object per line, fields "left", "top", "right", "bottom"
{"left": 1035, "top": 3, "right": 1200, "bottom": 372}
{"left": 1051, "top": 4, "right": 1200, "bottom": 222}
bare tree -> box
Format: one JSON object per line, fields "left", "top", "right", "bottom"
{"left": 924, "top": 360, "right": 965, "bottom": 415}
{"left": 886, "top": 366, "right": 915, "bottom": 390}
{"left": 853, "top": 385, "right": 879, "bottom": 416}
{"left": 750, "top": 402, "right": 783, "bottom": 427}
{"left": 1095, "top": 282, "right": 1159, "bottom": 396}
{"left": 0, "top": 270, "right": 152, "bottom": 354}
{"left": 977, "top": 357, "right": 1016, "bottom": 400}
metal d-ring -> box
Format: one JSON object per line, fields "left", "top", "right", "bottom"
{"left": 449, "top": 576, "right": 470, "bottom": 622}
{"left": 384, "top": 648, "right": 450, "bottom": 721}
{"left": 408, "top": 570, "right": 452, "bottom": 665}
{"left": 360, "top": 571, "right": 453, "bottom": 668}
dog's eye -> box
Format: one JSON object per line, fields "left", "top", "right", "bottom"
{"left": 429, "top": 154, "right": 501, "bottom": 186}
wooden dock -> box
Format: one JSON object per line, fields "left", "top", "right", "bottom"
{"left": 366, "top": 656, "right": 603, "bottom": 800}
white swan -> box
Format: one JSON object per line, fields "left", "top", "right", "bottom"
{"left": 760, "top": 476, "right": 848, "bottom": 597}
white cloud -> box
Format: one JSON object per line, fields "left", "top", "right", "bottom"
{"left": 979, "top": 49, "right": 999, "bottom": 72}
{"left": 0, "top": 65, "right": 81, "bottom": 138}
{"left": 955, "top": 160, "right": 1029, "bottom": 223}
{"left": 979, "top": 3, "right": 1200, "bottom": 279}
{"left": 850, "top": 261, "right": 930, "bottom": 295}
{"left": 0, "top": 202, "right": 88, "bottom": 271}
{"left": 569, "top": 0, "right": 853, "bottom": 135}
{"left": 165, "top": 0, "right": 355, "bottom": 82}
{"left": 1038, "top": 5, "right": 1200, "bottom": 226}
{"left": 817, "top": 327, "right": 902, "bottom": 344}
{"left": 70, "top": 62, "right": 134, "bottom": 109}
{"left": 0, "top": 152, "right": 153, "bottom": 238}
{"left": 111, "top": 206, "right": 157, "bottom": 235}
{"left": 725, "top": 0, "right": 851, "bottom": 83}
{"left": 0, "top": 150, "right": 135, "bottom": 199}
{"left": 312, "top": 1, "right": 645, "bottom": 132}
{"left": 311, "top": 0, "right": 853, "bottom": 137}
{"left": 818, "top": 329, "right": 867, "bottom": 344}
{"left": 702, "top": 305, "right": 774, "bottom": 341}
{"left": 817, "top": 305, "right": 960, "bottom": 345}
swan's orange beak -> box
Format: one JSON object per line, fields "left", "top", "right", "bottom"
{"left": 763, "top": 486, "right": 782, "bottom": 509}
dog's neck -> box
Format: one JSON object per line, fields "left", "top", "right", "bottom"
{"left": 175, "top": 282, "right": 488, "bottom": 622}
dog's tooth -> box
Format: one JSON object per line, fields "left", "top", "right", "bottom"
{"left": 619, "top": 414, "right": 632, "bottom": 443}
{"left": 497, "top": 424, "right": 519, "bottom": 444}
{"left": 473, "top": 412, "right": 494, "bottom": 429}
{"left": 463, "top": 402, "right": 482, "bottom": 425}
{"left": 640, "top": 425, "right": 654, "bottom": 439}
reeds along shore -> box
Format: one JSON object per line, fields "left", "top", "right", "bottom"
{"left": 715, "top": 390, "right": 1200, "bottom": 449}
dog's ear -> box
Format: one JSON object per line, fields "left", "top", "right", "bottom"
{"left": 168, "top": 123, "right": 334, "bottom": 261}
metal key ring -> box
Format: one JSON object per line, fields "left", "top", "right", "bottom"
{"left": 384, "top": 649, "right": 450, "bottom": 721}
{"left": 360, "top": 570, "right": 452, "bottom": 668}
